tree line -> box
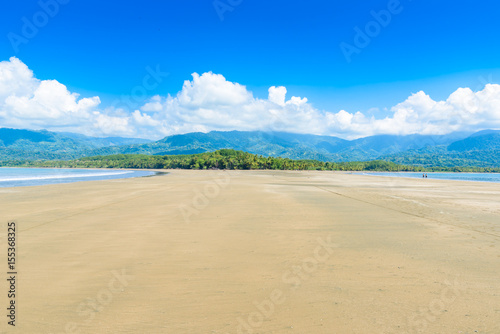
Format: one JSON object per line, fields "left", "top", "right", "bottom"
{"left": 1, "top": 149, "right": 499, "bottom": 172}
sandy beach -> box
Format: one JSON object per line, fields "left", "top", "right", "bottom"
{"left": 1, "top": 170, "right": 499, "bottom": 333}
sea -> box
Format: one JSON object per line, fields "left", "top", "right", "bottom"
{"left": 0, "top": 168, "right": 157, "bottom": 188}
{"left": 360, "top": 172, "right": 500, "bottom": 183}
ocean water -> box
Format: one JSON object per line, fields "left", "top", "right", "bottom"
{"left": 360, "top": 172, "right": 500, "bottom": 183}
{"left": 0, "top": 168, "right": 157, "bottom": 188}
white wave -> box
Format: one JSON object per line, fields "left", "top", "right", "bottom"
{"left": 0, "top": 171, "right": 133, "bottom": 182}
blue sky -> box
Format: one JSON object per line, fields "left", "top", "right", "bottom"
{"left": 1, "top": 0, "right": 500, "bottom": 138}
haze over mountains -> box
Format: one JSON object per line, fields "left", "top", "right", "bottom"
{"left": 0, "top": 127, "right": 499, "bottom": 167}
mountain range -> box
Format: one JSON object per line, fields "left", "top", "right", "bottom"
{"left": 0, "top": 127, "right": 499, "bottom": 167}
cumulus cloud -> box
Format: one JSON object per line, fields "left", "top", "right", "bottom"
{"left": 178, "top": 72, "right": 252, "bottom": 107}
{"left": 139, "top": 73, "right": 500, "bottom": 138}
{"left": 0, "top": 57, "right": 499, "bottom": 139}
{"left": 268, "top": 86, "right": 287, "bottom": 106}
{"left": 0, "top": 57, "right": 128, "bottom": 136}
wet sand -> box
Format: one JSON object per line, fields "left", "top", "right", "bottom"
{"left": 1, "top": 170, "right": 499, "bottom": 333}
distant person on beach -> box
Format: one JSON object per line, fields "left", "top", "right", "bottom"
{"left": 425, "top": 173, "right": 428, "bottom": 178}
{"left": 423, "top": 173, "right": 425, "bottom": 178}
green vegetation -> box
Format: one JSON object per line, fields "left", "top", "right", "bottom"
{"left": 2, "top": 128, "right": 499, "bottom": 170}
{"left": 2, "top": 128, "right": 500, "bottom": 168}
{"left": 383, "top": 146, "right": 500, "bottom": 168}
{"left": 2, "top": 149, "right": 499, "bottom": 172}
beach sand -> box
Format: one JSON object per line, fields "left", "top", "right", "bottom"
{"left": 1, "top": 170, "right": 499, "bottom": 333}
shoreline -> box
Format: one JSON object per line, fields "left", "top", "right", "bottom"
{"left": 2, "top": 167, "right": 500, "bottom": 190}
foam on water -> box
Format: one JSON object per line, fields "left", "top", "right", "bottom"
{"left": 0, "top": 168, "right": 156, "bottom": 187}
{"left": 0, "top": 171, "right": 132, "bottom": 182}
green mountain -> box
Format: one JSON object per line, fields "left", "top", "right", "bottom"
{"left": 0, "top": 128, "right": 151, "bottom": 160}
{"left": 447, "top": 130, "right": 500, "bottom": 152}
{"left": 383, "top": 131, "right": 500, "bottom": 167}
{"left": 74, "top": 131, "right": 349, "bottom": 160}
{"left": 58, "top": 132, "right": 151, "bottom": 147}
{"left": 1, "top": 127, "right": 499, "bottom": 167}
{"left": 85, "top": 130, "right": 470, "bottom": 162}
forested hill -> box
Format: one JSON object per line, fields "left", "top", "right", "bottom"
{"left": 382, "top": 130, "right": 500, "bottom": 167}
{"left": 1, "top": 127, "right": 500, "bottom": 167}
{"left": 0, "top": 128, "right": 151, "bottom": 160}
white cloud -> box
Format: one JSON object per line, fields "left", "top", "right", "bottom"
{"left": 383, "top": 86, "right": 500, "bottom": 135}
{"left": 268, "top": 86, "right": 287, "bottom": 106}
{"left": 0, "top": 57, "right": 117, "bottom": 136}
{"left": 138, "top": 72, "right": 500, "bottom": 139}
{"left": 177, "top": 72, "right": 251, "bottom": 107}
{"left": 141, "top": 95, "right": 163, "bottom": 112}
{"left": 1, "top": 57, "right": 500, "bottom": 140}
{"left": 93, "top": 114, "right": 132, "bottom": 136}
{"left": 0, "top": 57, "right": 38, "bottom": 101}
{"left": 5, "top": 80, "right": 100, "bottom": 122}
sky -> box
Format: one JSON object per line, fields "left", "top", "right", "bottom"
{"left": 0, "top": 0, "right": 500, "bottom": 139}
